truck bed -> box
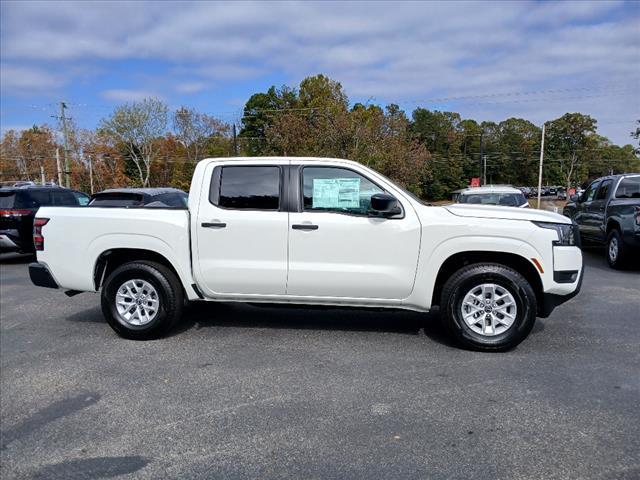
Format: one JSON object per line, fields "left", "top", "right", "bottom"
{"left": 36, "top": 206, "right": 192, "bottom": 293}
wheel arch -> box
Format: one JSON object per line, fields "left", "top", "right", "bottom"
{"left": 605, "top": 218, "right": 621, "bottom": 235}
{"left": 430, "top": 251, "right": 544, "bottom": 314}
{"left": 94, "top": 248, "right": 183, "bottom": 291}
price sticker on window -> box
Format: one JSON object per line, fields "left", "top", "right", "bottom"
{"left": 312, "top": 178, "right": 360, "bottom": 209}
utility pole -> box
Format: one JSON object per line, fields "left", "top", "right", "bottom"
{"left": 537, "top": 123, "right": 546, "bottom": 209}
{"left": 483, "top": 155, "right": 487, "bottom": 186}
{"left": 55, "top": 148, "right": 63, "bottom": 186}
{"left": 479, "top": 130, "right": 484, "bottom": 184}
{"left": 40, "top": 165, "right": 45, "bottom": 185}
{"left": 232, "top": 124, "right": 238, "bottom": 156}
{"left": 60, "top": 102, "right": 71, "bottom": 188}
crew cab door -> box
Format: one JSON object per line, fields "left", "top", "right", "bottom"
{"left": 574, "top": 180, "right": 600, "bottom": 240}
{"left": 194, "top": 162, "right": 289, "bottom": 296}
{"left": 588, "top": 179, "right": 613, "bottom": 242}
{"left": 286, "top": 165, "right": 421, "bottom": 300}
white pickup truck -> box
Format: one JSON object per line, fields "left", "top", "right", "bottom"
{"left": 29, "top": 157, "right": 583, "bottom": 351}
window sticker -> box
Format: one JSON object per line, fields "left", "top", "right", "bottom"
{"left": 312, "top": 178, "right": 361, "bottom": 209}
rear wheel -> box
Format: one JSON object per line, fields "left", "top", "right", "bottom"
{"left": 606, "top": 229, "right": 626, "bottom": 269}
{"left": 440, "top": 263, "right": 537, "bottom": 351}
{"left": 101, "top": 261, "right": 183, "bottom": 340}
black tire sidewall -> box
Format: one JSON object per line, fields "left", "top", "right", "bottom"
{"left": 606, "top": 230, "right": 623, "bottom": 268}
{"left": 444, "top": 266, "right": 536, "bottom": 351}
{"left": 101, "top": 263, "right": 178, "bottom": 339}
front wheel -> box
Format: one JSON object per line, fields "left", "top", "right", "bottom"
{"left": 101, "top": 261, "right": 183, "bottom": 340}
{"left": 440, "top": 263, "right": 537, "bottom": 352}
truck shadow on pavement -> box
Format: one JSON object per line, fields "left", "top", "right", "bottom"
{"left": 178, "top": 302, "right": 545, "bottom": 347}
{"left": 66, "top": 297, "right": 546, "bottom": 348}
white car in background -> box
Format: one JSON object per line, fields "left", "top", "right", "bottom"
{"left": 452, "top": 185, "right": 529, "bottom": 208}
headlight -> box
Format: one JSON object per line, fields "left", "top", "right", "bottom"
{"left": 532, "top": 221, "right": 578, "bottom": 246}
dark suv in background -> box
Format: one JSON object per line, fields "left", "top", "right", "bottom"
{"left": 0, "top": 186, "right": 88, "bottom": 254}
{"left": 563, "top": 173, "right": 640, "bottom": 268}
{"left": 88, "top": 188, "right": 188, "bottom": 208}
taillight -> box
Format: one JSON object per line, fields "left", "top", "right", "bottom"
{"left": 33, "top": 217, "right": 49, "bottom": 251}
{"left": 0, "top": 209, "right": 32, "bottom": 217}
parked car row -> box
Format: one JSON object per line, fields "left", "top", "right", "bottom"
{"left": 1, "top": 184, "right": 187, "bottom": 254}
{"left": 515, "top": 186, "right": 567, "bottom": 198}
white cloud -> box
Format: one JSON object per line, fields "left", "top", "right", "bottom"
{"left": 175, "top": 82, "right": 208, "bottom": 94}
{"left": 101, "top": 89, "right": 161, "bottom": 102}
{"left": 0, "top": 64, "right": 66, "bottom": 93}
{"left": 1, "top": 0, "right": 638, "bottom": 144}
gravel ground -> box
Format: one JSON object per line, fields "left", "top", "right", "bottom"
{"left": 1, "top": 248, "right": 639, "bottom": 479}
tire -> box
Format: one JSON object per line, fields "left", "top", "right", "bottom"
{"left": 101, "top": 261, "right": 183, "bottom": 340}
{"left": 606, "top": 229, "right": 627, "bottom": 269}
{"left": 440, "top": 263, "right": 537, "bottom": 352}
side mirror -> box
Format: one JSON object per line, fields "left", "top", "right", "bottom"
{"left": 370, "top": 193, "right": 400, "bottom": 217}
{"left": 570, "top": 194, "right": 580, "bottom": 202}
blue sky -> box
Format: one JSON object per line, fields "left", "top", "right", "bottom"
{"left": 1, "top": 0, "right": 639, "bottom": 145}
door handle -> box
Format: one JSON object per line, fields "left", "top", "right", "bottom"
{"left": 202, "top": 222, "right": 226, "bottom": 228}
{"left": 292, "top": 224, "right": 319, "bottom": 231}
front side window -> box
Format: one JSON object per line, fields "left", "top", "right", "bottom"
{"left": 595, "top": 179, "right": 613, "bottom": 201}
{"left": 218, "top": 166, "right": 280, "bottom": 210}
{"left": 302, "top": 167, "right": 384, "bottom": 215}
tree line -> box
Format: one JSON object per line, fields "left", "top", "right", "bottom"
{"left": 1, "top": 74, "right": 638, "bottom": 199}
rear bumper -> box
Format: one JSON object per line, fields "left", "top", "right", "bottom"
{"left": 538, "top": 255, "right": 584, "bottom": 318}
{"left": 29, "top": 262, "right": 59, "bottom": 289}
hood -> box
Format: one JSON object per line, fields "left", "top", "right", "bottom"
{"left": 443, "top": 204, "right": 571, "bottom": 224}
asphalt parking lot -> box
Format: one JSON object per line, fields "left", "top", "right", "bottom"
{"left": 1, "top": 250, "right": 639, "bottom": 479}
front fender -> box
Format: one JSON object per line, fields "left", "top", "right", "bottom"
{"left": 404, "top": 235, "right": 544, "bottom": 310}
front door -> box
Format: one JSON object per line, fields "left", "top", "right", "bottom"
{"left": 586, "top": 179, "right": 613, "bottom": 242}
{"left": 287, "top": 165, "right": 421, "bottom": 300}
{"left": 574, "top": 180, "right": 600, "bottom": 240}
{"left": 194, "top": 162, "right": 289, "bottom": 296}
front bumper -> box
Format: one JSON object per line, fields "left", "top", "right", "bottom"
{"left": 538, "top": 255, "right": 584, "bottom": 318}
{"left": 29, "top": 262, "right": 59, "bottom": 289}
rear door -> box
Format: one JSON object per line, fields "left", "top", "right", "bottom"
{"left": 194, "top": 161, "right": 289, "bottom": 296}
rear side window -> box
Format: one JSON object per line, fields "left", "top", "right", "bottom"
{"left": 49, "top": 190, "right": 79, "bottom": 206}
{"left": 153, "top": 192, "right": 188, "bottom": 208}
{"left": 615, "top": 176, "right": 640, "bottom": 198}
{"left": 0, "top": 192, "right": 16, "bottom": 208}
{"left": 89, "top": 193, "right": 144, "bottom": 207}
{"left": 217, "top": 166, "right": 281, "bottom": 210}
{"left": 595, "top": 179, "right": 613, "bottom": 200}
